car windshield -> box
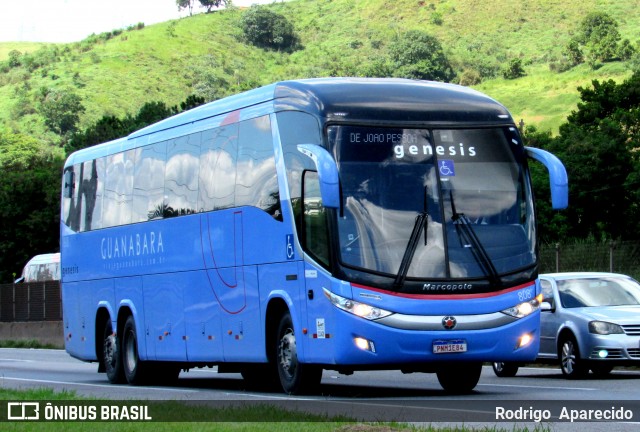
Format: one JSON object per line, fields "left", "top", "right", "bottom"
{"left": 329, "top": 125, "right": 535, "bottom": 283}
{"left": 556, "top": 277, "right": 640, "bottom": 308}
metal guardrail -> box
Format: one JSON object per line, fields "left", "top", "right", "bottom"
{"left": 0, "top": 281, "right": 61, "bottom": 322}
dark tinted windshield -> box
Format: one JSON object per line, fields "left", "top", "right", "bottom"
{"left": 330, "top": 125, "right": 535, "bottom": 282}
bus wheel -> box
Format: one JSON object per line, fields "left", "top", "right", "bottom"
{"left": 122, "top": 315, "right": 149, "bottom": 385}
{"left": 276, "top": 312, "right": 322, "bottom": 394}
{"left": 436, "top": 362, "right": 482, "bottom": 394}
{"left": 103, "top": 318, "right": 125, "bottom": 384}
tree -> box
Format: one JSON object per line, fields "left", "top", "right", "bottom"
{"left": 534, "top": 71, "right": 640, "bottom": 241}
{"left": 0, "top": 132, "right": 64, "bottom": 282}
{"left": 176, "top": 0, "right": 195, "bottom": 16}
{"left": 177, "top": 0, "right": 227, "bottom": 15}
{"left": 199, "top": 0, "right": 227, "bottom": 13}
{"left": 388, "top": 30, "right": 455, "bottom": 82}
{"left": 575, "top": 12, "right": 621, "bottom": 64}
{"left": 38, "top": 88, "right": 85, "bottom": 136}
{"left": 241, "top": 6, "right": 300, "bottom": 52}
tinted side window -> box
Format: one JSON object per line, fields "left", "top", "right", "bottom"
{"left": 81, "top": 158, "right": 105, "bottom": 231}
{"left": 277, "top": 111, "right": 321, "bottom": 235}
{"left": 165, "top": 133, "right": 200, "bottom": 217}
{"left": 236, "top": 116, "right": 282, "bottom": 220}
{"left": 199, "top": 124, "right": 238, "bottom": 212}
{"left": 303, "top": 171, "right": 330, "bottom": 267}
{"left": 133, "top": 141, "right": 166, "bottom": 222}
{"left": 103, "top": 149, "right": 135, "bottom": 227}
{"left": 62, "top": 164, "right": 81, "bottom": 232}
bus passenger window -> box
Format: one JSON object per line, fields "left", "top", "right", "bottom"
{"left": 62, "top": 165, "right": 81, "bottom": 231}
{"left": 236, "top": 116, "right": 282, "bottom": 220}
{"left": 81, "top": 158, "right": 105, "bottom": 230}
{"left": 165, "top": 133, "right": 200, "bottom": 217}
{"left": 303, "top": 171, "right": 330, "bottom": 267}
{"left": 199, "top": 124, "right": 238, "bottom": 212}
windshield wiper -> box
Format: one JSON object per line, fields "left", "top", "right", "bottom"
{"left": 449, "top": 191, "right": 501, "bottom": 286}
{"left": 393, "top": 211, "right": 428, "bottom": 290}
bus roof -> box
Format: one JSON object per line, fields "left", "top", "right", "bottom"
{"left": 65, "top": 78, "right": 513, "bottom": 167}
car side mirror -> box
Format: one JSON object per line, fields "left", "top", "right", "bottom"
{"left": 541, "top": 301, "right": 554, "bottom": 312}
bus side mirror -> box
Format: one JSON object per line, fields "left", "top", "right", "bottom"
{"left": 525, "top": 147, "right": 568, "bottom": 210}
{"left": 297, "top": 144, "right": 340, "bottom": 209}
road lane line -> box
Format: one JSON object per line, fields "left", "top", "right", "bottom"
{"left": 479, "top": 382, "right": 596, "bottom": 391}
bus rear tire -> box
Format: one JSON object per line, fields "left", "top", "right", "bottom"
{"left": 122, "top": 315, "right": 150, "bottom": 385}
{"left": 103, "top": 317, "right": 125, "bottom": 384}
{"left": 436, "top": 362, "right": 482, "bottom": 394}
{"left": 276, "top": 312, "right": 322, "bottom": 395}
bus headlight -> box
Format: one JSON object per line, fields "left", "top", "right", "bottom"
{"left": 502, "top": 298, "right": 540, "bottom": 318}
{"left": 323, "top": 288, "right": 392, "bottom": 320}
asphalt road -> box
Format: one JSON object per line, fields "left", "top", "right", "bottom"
{"left": 2, "top": 348, "right": 640, "bottom": 430}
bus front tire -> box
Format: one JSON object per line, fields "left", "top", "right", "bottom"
{"left": 436, "top": 362, "right": 482, "bottom": 394}
{"left": 276, "top": 312, "right": 322, "bottom": 395}
{"left": 103, "top": 318, "right": 125, "bottom": 384}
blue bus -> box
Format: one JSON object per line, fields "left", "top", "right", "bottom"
{"left": 61, "top": 78, "right": 568, "bottom": 394}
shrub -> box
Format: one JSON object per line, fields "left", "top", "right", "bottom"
{"left": 240, "top": 6, "right": 300, "bottom": 52}
{"left": 502, "top": 58, "right": 526, "bottom": 79}
{"left": 388, "top": 30, "right": 455, "bottom": 82}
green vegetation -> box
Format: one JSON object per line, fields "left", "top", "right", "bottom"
{"left": 1, "top": 0, "right": 640, "bottom": 280}
{"left": 0, "top": 339, "right": 59, "bottom": 349}
{"left": 0, "top": 0, "right": 638, "bottom": 139}
{"left": 0, "top": 42, "right": 44, "bottom": 61}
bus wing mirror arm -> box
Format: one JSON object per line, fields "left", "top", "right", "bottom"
{"left": 297, "top": 144, "right": 340, "bottom": 208}
{"left": 525, "top": 146, "right": 568, "bottom": 210}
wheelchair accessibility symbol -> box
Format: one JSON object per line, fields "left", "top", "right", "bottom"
{"left": 439, "top": 160, "right": 455, "bottom": 177}
{"left": 286, "top": 234, "right": 295, "bottom": 260}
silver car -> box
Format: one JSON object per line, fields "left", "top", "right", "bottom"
{"left": 493, "top": 272, "right": 640, "bottom": 379}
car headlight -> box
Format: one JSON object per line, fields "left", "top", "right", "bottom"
{"left": 501, "top": 297, "right": 540, "bottom": 318}
{"left": 323, "top": 288, "right": 392, "bottom": 320}
{"left": 589, "top": 321, "right": 624, "bottom": 335}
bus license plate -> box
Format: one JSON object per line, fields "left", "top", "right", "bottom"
{"left": 433, "top": 339, "right": 467, "bottom": 354}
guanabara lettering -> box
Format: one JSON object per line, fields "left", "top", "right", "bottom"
{"left": 100, "top": 231, "right": 164, "bottom": 260}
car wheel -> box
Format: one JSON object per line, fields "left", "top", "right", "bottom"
{"left": 559, "top": 336, "right": 587, "bottom": 379}
{"left": 492, "top": 361, "right": 519, "bottom": 377}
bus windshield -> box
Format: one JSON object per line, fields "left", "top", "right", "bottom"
{"left": 330, "top": 125, "right": 535, "bottom": 283}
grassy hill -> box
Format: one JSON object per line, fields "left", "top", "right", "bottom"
{"left": 0, "top": 42, "right": 44, "bottom": 60}
{"left": 1, "top": 0, "right": 638, "bottom": 142}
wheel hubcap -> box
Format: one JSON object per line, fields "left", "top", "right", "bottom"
{"left": 562, "top": 341, "right": 576, "bottom": 374}
{"left": 104, "top": 333, "right": 116, "bottom": 366}
{"left": 278, "top": 329, "right": 297, "bottom": 378}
